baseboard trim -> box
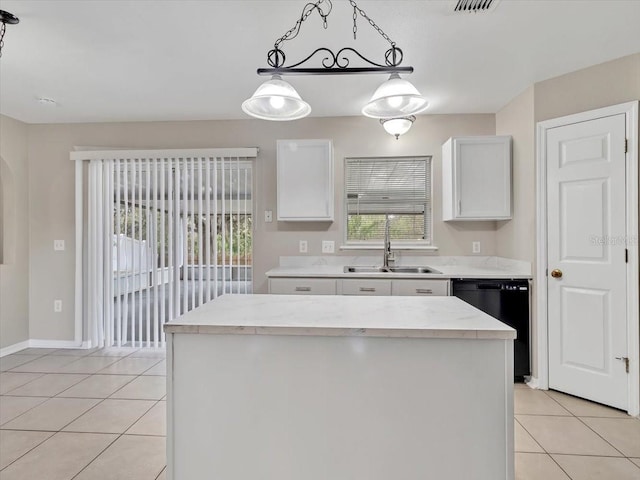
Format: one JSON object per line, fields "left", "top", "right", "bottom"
{"left": 28, "top": 339, "right": 91, "bottom": 349}
{"left": 0, "top": 340, "right": 30, "bottom": 357}
{"left": 526, "top": 376, "right": 544, "bottom": 390}
{"left": 0, "top": 339, "right": 92, "bottom": 357}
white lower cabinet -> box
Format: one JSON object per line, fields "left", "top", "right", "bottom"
{"left": 269, "top": 278, "right": 337, "bottom": 295}
{"left": 392, "top": 279, "right": 450, "bottom": 296}
{"left": 342, "top": 279, "right": 392, "bottom": 296}
{"left": 269, "top": 277, "right": 450, "bottom": 296}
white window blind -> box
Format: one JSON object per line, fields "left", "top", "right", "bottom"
{"left": 345, "top": 156, "right": 431, "bottom": 243}
{"left": 80, "top": 149, "right": 255, "bottom": 348}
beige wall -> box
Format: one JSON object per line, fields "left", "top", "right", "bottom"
{"left": 495, "top": 53, "right": 640, "bottom": 379}
{"left": 16, "top": 53, "right": 640, "bottom": 346}
{"left": 496, "top": 86, "right": 535, "bottom": 263}
{"left": 535, "top": 53, "right": 640, "bottom": 122}
{"left": 0, "top": 115, "right": 30, "bottom": 348}
{"left": 27, "top": 114, "right": 496, "bottom": 341}
{"left": 495, "top": 87, "right": 537, "bottom": 375}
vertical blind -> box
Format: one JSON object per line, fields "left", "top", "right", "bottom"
{"left": 83, "top": 149, "right": 255, "bottom": 348}
{"left": 345, "top": 156, "right": 432, "bottom": 242}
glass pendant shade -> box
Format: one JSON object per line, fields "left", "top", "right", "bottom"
{"left": 242, "top": 74, "right": 311, "bottom": 121}
{"left": 380, "top": 116, "right": 415, "bottom": 139}
{"left": 362, "top": 73, "right": 429, "bottom": 118}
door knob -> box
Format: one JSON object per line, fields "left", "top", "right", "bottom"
{"left": 550, "top": 269, "right": 563, "bottom": 278}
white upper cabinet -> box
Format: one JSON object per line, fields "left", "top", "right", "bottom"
{"left": 277, "top": 139, "right": 334, "bottom": 221}
{"left": 442, "top": 135, "right": 512, "bottom": 221}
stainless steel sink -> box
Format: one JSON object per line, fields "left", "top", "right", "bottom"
{"left": 343, "top": 266, "right": 387, "bottom": 273}
{"left": 343, "top": 266, "right": 441, "bottom": 274}
{"left": 389, "top": 266, "right": 441, "bottom": 274}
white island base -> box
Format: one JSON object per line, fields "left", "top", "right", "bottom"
{"left": 165, "top": 295, "right": 515, "bottom": 480}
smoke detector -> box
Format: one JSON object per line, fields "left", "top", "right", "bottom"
{"left": 453, "top": 0, "right": 501, "bottom": 13}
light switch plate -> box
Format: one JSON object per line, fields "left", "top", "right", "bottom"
{"left": 299, "top": 240, "right": 308, "bottom": 253}
{"left": 54, "top": 240, "right": 65, "bottom": 251}
{"left": 54, "top": 300, "right": 63, "bottom": 313}
{"left": 322, "top": 240, "right": 335, "bottom": 254}
{"left": 264, "top": 210, "right": 273, "bottom": 223}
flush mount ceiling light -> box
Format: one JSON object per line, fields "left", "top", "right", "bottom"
{"left": 0, "top": 9, "right": 19, "bottom": 58}
{"left": 242, "top": 0, "right": 428, "bottom": 131}
{"left": 380, "top": 116, "right": 416, "bottom": 140}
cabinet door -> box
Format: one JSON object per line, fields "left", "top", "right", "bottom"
{"left": 342, "top": 279, "right": 392, "bottom": 296}
{"left": 277, "top": 139, "right": 334, "bottom": 221}
{"left": 392, "top": 280, "right": 449, "bottom": 296}
{"left": 455, "top": 136, "right": 511, "bottom": 219}
{"left": 269, "top": 278, "right": 337, "bottom": 295}
{"left": 442, "top": 136, "right": 512, "bottom": 221}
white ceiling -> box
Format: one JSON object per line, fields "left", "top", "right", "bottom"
{"left": 1, "top": 0, "right": 639, "bottom": 124}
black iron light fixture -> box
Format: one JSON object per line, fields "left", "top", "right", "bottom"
{"left": 0, "top": 9, "right": 19, "bottom": 58}
{"left": 242, "top": 0, "right": 428, "bottom": 137}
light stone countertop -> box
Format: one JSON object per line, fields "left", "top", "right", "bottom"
{"left": 164, "top": 294, "right": 516, "bottom": 340}
{"left": 265, "top": 255, "right": 532, "bottom": 279}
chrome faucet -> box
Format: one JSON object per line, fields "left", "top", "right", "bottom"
{"left": 383, "top": 214, "right": 395, "bottom": 270}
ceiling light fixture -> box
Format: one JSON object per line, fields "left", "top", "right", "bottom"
{"left": 0, "top": 9, "right": 19, "bottom": 58}
{"left": 242, "top": 0, "right": 428, "bottom": 134}
{"left": 241, "top": 74, "right": 311, "bottom": 121}
{"left": 380, "top": 116, "right": 416, "bottom": 140}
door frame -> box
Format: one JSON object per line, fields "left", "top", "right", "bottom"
{"left": 535, "top": 101, "right": 639, "bottom": 416}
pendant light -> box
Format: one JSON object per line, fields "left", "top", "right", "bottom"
{"left": 241, "top": 74, "right": 311, "bottom": 121}
{"left": 0, "top": 9, "right": 20, "bottom": 58}
{"left": 362, "top": 73, "right": 429, "bottom": 119}
{"left": 243, "top": 0, "right": 426, "bottom": 128}
{"left": 380, "top": 116, "right": 416, "bottom": 140}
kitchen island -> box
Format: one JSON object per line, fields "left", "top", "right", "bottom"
{"left": 164, "top": 294, "right": 516, "bottom": 480}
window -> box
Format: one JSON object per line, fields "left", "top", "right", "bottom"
{"left": 345, "top": 156, "right": 432, "bottom": 244}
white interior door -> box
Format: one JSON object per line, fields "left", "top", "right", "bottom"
{"left": 546, "top": 113, "right": 628, "bottom": 410}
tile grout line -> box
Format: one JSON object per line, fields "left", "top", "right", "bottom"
{"left": 515, "top": 413, "right": 635, "bottom": 458}
{"left": 155, "top": 465, "right": 167, "bottom": 480}
{"left": 1, "top": 351, "right": 162, "bottom": 430}
{"left": 0, "top": 430, "right": 55, "bottom": 472}
{"left": 573, "top": 414, "right": 630, "bottom": 459}
{"left": 3, "top": 373, "right": 91, "bottom": 397}
{"left": 521, "top": 388, "right": 633, "bottom": 475}
{"left": 0, "top": 397, "right": 51, "bottom": 429}
{"left": 514, "top": 417, "right": 545, "bottom": 454}
{"left": 541, "top": 387, "right": 630, "bottom": 459}
{"left": 0, "top": 372, "right": 46, "bottom": 394}
{"left": 516, "top": 392, "right": 580, "bottom": 480}
{"left": 2, "top": 347, "right": 167, "bottom": 477}
{"left": 69, "top": 398, "right": 165, "bottom": 480}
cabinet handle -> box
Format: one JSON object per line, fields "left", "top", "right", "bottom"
{"left": 415, "top": 289, "right": 433, "bottom": 294}
{"left": 295, "top": 286, "right": 311, "bottom": 292}
{"left": 458, "top": 200, "right": 462, "bottom": 215}
{"left": 359, "top": 287, "right": 376, "bottom": 292}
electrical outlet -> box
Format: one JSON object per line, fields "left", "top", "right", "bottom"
{"left": 472, "top": 241, "right": 481, "bottom": 254}
{"left": 264, "top": 210, "right": 273, "bottom": 223}
{"left": 299, "top": 240, "right": 308, "bottom": 253}
{"left": 54, "top": 240, "right": 65, "bottom": 251}
{"left": 54, "top": 300, "right": 63, "bottom": 313}
{"left": 322, "top": 240, "right": 335, "bottom": 254}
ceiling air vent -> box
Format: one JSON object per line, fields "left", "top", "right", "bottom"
{"left": 454, "top": 0, "right": 501, "bottom": 13}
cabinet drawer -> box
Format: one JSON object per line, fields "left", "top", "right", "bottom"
{"left": 269, "top": 278, "right": 336, "bottom": 295}
{"left": 342, "top": 279, "right": 392, "bottom": 296}
{"left": 392, "top": 280, "right": 449, "bottom": 296}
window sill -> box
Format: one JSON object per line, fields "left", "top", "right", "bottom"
{"left": 340, "top": 243, "right": 439, "bottom": 251}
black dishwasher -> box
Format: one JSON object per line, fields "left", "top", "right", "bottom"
{"left": 452, "top": 279, "right": 530, "bottom": 380}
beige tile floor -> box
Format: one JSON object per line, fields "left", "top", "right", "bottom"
{"left": 1, "top": 348, "right": 166, "bottom": 480}
{"left": 1, "top": 349, "right": 639, "bottom": 479}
